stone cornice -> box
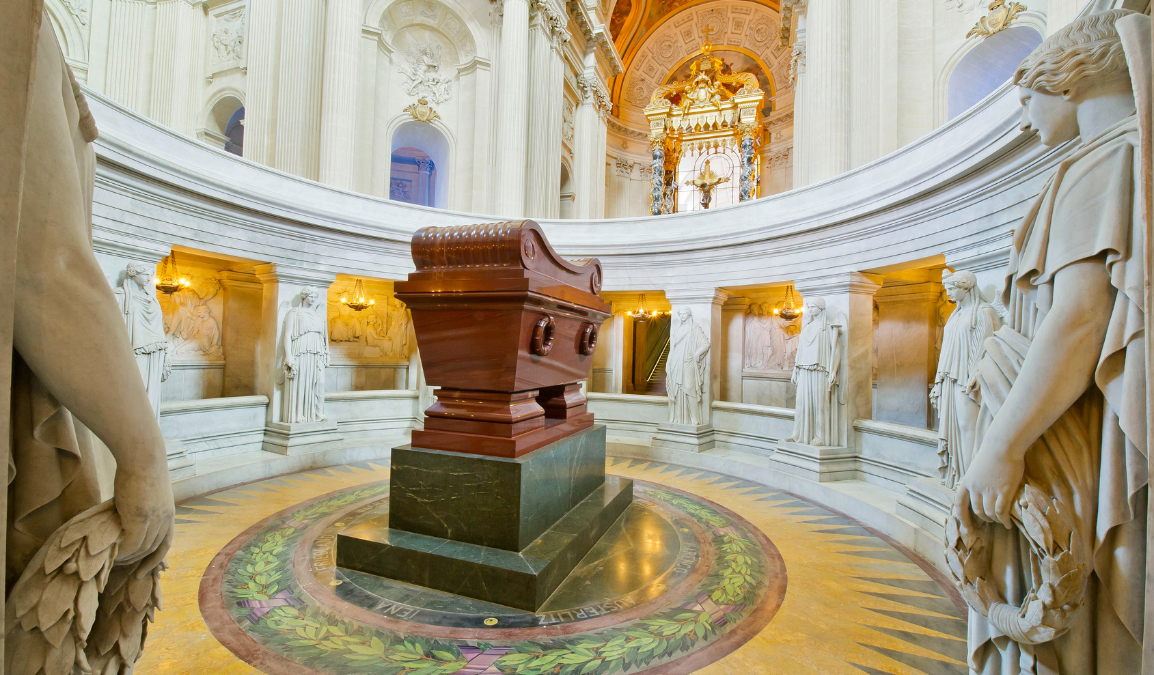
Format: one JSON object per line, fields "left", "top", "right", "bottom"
{"left": 565, "top": 1, "right": 623, "bottom": 75}
{"left": 253, "top": 263, "right": 338, "bottom": 287}
{"left": 795, "top": 272, "right": 882, "bottom": 298}
{"left": 605, "top": 115, "right": 648, "bottom": 140}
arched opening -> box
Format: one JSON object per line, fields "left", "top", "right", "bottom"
{"left": 390, "top": 121, "right": 450, "bottom": 209}
{"left": 948, "top": 26, "right": 1043, "bottom": 120}
{"left": 201, "top": 95, "right": 244, "bottom": 154}
{"left": 224, "top": 107, "right": 245, "bottom": 157}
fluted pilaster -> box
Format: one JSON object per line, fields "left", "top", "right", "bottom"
{"left": 150, "top": 0, "right": 205, "bottom": 135}
{"left": 274, "top": 0, "right": 326, "bottom": 180}
{"left": 802, "top": 0, "right": 850, "bottom": 185}
{"left": 494, "top": 0, "right": 530, "bottom": 217}
{"left": 524, "top": 4, "right": 566, "bottom": 218}
{"left": 104, "top": 0, "right": 149, "bottom": 112}
{"left": 244, "top": 0, "right": 280, "bottom": 165}
{"left": 572, "top": 74, "right": 609, "bottom": 219}
{"left": 319, "top": 0, "right": 361, "bottom": 189}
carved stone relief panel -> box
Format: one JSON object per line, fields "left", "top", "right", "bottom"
{"left": 211, "top": 7, "right": 246, "bottom": 68}
{"left": 160, "top": 274, "right": 224, "bottom": 360}
{"left": 743, "top": 301, "right": 801, "bottom": 372}
{"left": 326, "top": 281, "right": 412, "bottom": 363}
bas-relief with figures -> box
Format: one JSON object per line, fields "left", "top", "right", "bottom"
{"left": 944, "top": 11, "right": 1150, "bottom": 675}
{"left": 3, "top": 14, "right": 173, "bottom": 674}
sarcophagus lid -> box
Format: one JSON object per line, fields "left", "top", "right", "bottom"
{"left": 395, "top": 220, "right": 610, "bottom": 394}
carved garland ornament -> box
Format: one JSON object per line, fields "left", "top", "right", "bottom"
{"left": 404, "top": 96, "right": 441, "bottom": 123}
{"left": 966, "top": 0, "right": 1026, "bottom": 39}
{"left": 945, "top": 483, "right": 1090, "bottom": 644}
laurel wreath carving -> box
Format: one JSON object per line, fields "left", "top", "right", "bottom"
{"left": 945, "top": 483, "right": 1089, "bottom": 644}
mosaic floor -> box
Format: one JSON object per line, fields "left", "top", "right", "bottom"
{"left": 144, "top": 458, "right": 968, "bottom": 675}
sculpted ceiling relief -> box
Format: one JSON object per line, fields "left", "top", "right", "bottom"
{"left": 61, "top": 0, "right": 90, "bottom": 28}
{"left": 211, "top": 8, "right": 246, "bottom": 65}
{"left": 400, "top": 40, "right": 455, "bottom": 104}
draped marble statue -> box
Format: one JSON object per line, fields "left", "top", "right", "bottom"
{"left": 280, "top": 287, "right": 330, "bottom": 423}
{"left": 4, "top": 13, "right": 173, "bottom": 673}
{"left": 945, "top": 11, "right": 1150, "bottom": 674}
{"left": 115, "top": 262, "right": 172, "bottom": 420}
{"left": 929, "top": 270, "right": 1000, "bottom": 489}
{"left": 787, "top": 298, "right": 846, "bottom": 447}
{"left": 666, "top": 308, "right": 710, "bottom": 426}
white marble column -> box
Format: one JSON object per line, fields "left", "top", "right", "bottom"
{"left": 319, "top": 0, "right": 361, "bottom": 189}
{"left": 254, "top": 264, "right": 343, "bottom": 454}
{"left": 1047, "top": 0, "right": 1089, "bottom": 35}
{"left": 798, "top": 0, "right": 850, "bottom": 185}
{"left": 524, "top": 3, "right": 567, "bottom": 218}
{"left": 370, "top": 41, "right": 395, "bottom": 198}
{"left": 274, "top": 0, "right": 326, "bottom": 180}
{"left": 494, "top": 0, "right": 530, "bottom": 217}
{"left": 415, "top": 159, "right": 434, "bottom": 207}
{"left": 573, "top": 74, "right": 610, "bottom": 220}
{"left": 653, "top": 290, "right": 728, "bottom": 453}
{"left": 150, "top": 0, "right": 205, "bottom": 135}
{"left": 244, "top": 0, "right": 280, "bottom": 166}
{"left": 104, "top": 0, "right": 151, "bottom": 113}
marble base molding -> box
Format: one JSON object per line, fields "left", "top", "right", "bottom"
{"left": 896, "top": 477, "right": 954, "bottom": 542}
{"left": 262, "top": 420, "right": 345, "bottom": 455}
{"left": 652, "top": 422, "right": 716, "bottom": 453}
{"left": 771, "top": 441, "right": 856, "bottom": 483}
{"left": 166, "top": 440, "right": 196, "bottom": 479}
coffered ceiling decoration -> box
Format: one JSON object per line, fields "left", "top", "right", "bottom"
{"left": 610, "top": 0, "right": 789, "bottom": 125}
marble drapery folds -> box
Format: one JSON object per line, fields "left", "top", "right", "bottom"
{"left": 115, "top": 263, "right": 171, "bottom": 420}
{"left": 951, "top": 12, "right": 1151, "bottom": 674}
{"left": 930, "top": 270, "right": 1000, "bottom": 489}
{"left": 666, "top": 308, "right": 709, "bottom": 425}
{"left": 280, "top": 287, "right": 330, "bottom": 423}
{"left": 787, "top": 298, "right": 845, "bottom": 447}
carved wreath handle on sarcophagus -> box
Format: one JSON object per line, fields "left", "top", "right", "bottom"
{"left": 531, "top": 316, "right": 556, "bottom": 356}
{"left": 579, "top": 323, "right": 599, "bottom": 356}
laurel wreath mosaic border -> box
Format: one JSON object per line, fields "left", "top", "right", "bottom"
{"left": 204, "top": 479, "right": 785, "bottom": 675}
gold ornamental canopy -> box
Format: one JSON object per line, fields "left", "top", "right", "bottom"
{"left": 644, "top": 30, "right": 766, "bottom": 214}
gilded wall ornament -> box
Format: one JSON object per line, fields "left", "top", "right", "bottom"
{"left": 966, "top": 0, "right": 1025, "bottom": 39}
{"left": 404, "top": 97, "right": 441, "bottom": 123}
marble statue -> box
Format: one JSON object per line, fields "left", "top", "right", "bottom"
{"left": 666, "top": 308, "right": 710, "bottom": 426}
{"left": 115, "top": 262, "right": 172, "bottom": 421}
{"left": 787, "top": 298, "right": 846, "bottom": 447}
{"left": 945, "top": 11, "right": 1150, "bottom": 674}
{"left": 280, "top": 286, "right": 330, "bottom": 423}
{"left": 4, "top": 16, "right": 171, "bottom": 673}
{"left": 929, "top": 270, "right": 1000, "bottom": 489}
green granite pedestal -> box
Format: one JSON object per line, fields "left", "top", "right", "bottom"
{"left": 335, "top": 425, "right": 634, "bottom": 611}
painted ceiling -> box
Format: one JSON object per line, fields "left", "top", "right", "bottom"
{"left": 608, "top": 0, "right": 789, "bottom": 125}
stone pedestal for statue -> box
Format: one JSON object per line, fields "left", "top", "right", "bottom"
{"left": 261, "top": 420, "right": 344, "bottom": 455}
{"left": 652, "top": 422, "right": 716, "bottom": 453}
{"left": 772, "top": 440, "right": 854, "bottom": 482}
{"left": 336, "top": 221, "right": 629, "bottom": 611}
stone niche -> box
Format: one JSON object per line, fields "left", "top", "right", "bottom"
{"left": 156, "top": 255, "right": 227, "bottom": 401}
{"left": 725, "top": 286, "right": 804, "bottom": 408}
{"left": 326, "top": 277, "right": 414, "bottom": 392}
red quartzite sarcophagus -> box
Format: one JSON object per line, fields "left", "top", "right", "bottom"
{"left": 336, "top": 221, "right": 633, "bottom": 612}
{"left": 395, "top": 220, "right": 612, "bottom": 457}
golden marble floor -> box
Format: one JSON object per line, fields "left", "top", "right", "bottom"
{"left": 140, "top": 457, "right": 967, "bottom": 675}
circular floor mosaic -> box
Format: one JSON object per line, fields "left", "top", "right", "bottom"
{"left": 201, "top": 479, "right": 787, "bottom": 675}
